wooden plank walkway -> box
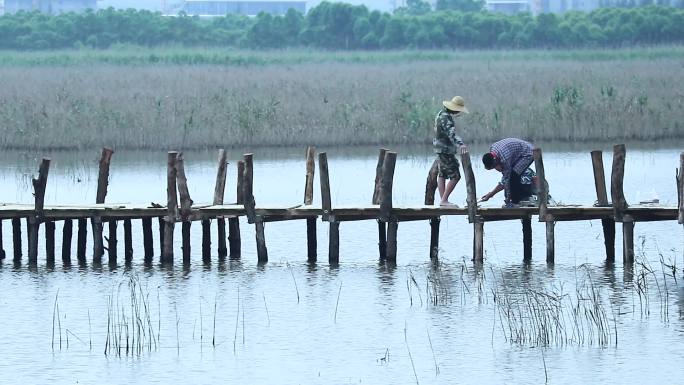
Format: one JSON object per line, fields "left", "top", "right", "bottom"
{"left": 0, "top": 144, "right": 682, "bottom": 267}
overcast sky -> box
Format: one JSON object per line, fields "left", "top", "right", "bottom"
{"left": 98, "top": 0, "right": 398, "bottom": 13}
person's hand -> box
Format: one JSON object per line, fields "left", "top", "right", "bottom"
{"left": 460, "top": 145, "right": 468, "bottom": 155}
{"left": 480, "top": 192, "right": 491, "bottom": 202}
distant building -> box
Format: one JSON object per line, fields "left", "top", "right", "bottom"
{"left": 183, "top": 0, "right": 306, "bottom": 16}
{"left": 486, "top": 0, "right": 531, "bottom": 13}
{"left": 4, "top": 0, "right": 97, "bottom": 14}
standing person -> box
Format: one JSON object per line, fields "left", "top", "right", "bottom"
{"left": 480, "top": 138, "right": 536, "bottom": 207}
{"left": 433, "top": 96, "right": 469, "bottom": 206}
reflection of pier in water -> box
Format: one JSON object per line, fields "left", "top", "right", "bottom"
{"left": 1, "top": 145, "right": 682, "bottom": 267}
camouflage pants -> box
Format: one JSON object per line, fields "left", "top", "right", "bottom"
{"left": 437, "top": 153, "right": 461, "bottom": 179}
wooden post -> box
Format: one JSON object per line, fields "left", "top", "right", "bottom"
{"left": 591, "top": 150, "right": 616, "bottom": 263}
{"left": 461, "top": 151, "right": 478, "bottom": 223}
{"left": 229, "top": 161, "right": 244, "bottom": 259}
{"left": 142, "top": 217, "right": 153, "bottom": 263}
{"left": 611, "top": 144, "right": 628, "bottom": 222}
{"left": 429, "top": 217, "right": 440, "bottom": 260}
{"left": 162, "top": 152, "right": 179, "bottom": 263}
{"left": 214, "top": 149, "right": 228, "bottom": 258}
{"left": 92, "top": 217, "right": 103, "bottom": 264}
{"left": 45, "top": 221, "right": 55, "bottom": 266}
{"left": 0, "top": 220, "right": 4, "bottom": 260}
{"left": 377, "top": 219, "right": 387, "bottom": 261}
{"left": 329, "top": 221, "right": 340, "bottom": 264}
{"left": 96, "top": 148, "right": 114, "bottom": 204}
{"left": 12, "top": 218, "right": 21, "bottom": 263}
{"left": 123, "top": 219, "right": 133, "bottom": 264}
{"left": 76, "top": 218, "right": 86, "bottom": 264}
{"left": 305, "top": 146, "right": 317, "bottom": 263}
{"left": 522, "top": 217, "right": 532, "bottom": 261}
{"left": 62, "top": 219, "right": 72, "bottom": 266}
{"left": 386, "top": 221, "right": 398, "bottom": 263}
{"left": 202, "top": 220, "right": 211, "bottom": 262}
{"left": 678, "top": 152, "right": 684, "bottom": 225}
{"left": 546, "top": 221, "right": 555, "bottom": 263}
{"left": 158, "top": 216, "right": 164, "bottom": 257}
{"left": 425, "top": 159, "right": 440, "bottom": 261}
{"left": 533, "top": 148, "right": 553, "bottom": 262}
{"left": 175, "top": 153, "right": 194, "bottom": 262}
{"left": 242, "top": 154, "right": 256, "bottom": 224}
{"left": 376, "top": 149, "right": 389, "bottom": 260}
{"left": 379, "top": 152, "right": 397, "bottom": 223}
{"left": 182, "top": 221, "right": 191, "bottom": 264}
{"left": 255, "top": 219, "right": 268, "bottom": 263}
{"left": 93, "top": 148, "right": 113, "bottom": 263}
{"left": 473, "top": 222, "right": 484, "bottom": 262}
{"left": 318, "top": 153, "right": 332, "bottom": 222}
{"left": 623, "top": 218, "right": 635, "bottom": 264}
{"left": 108, "top": 220, "right": 117, "bottom": 265}
{"left": 29, "top": 158, "right": 50, "bottom": 265}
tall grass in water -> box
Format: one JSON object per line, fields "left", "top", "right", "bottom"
{"left": 104, "top": 273, "right": 158, "bottom": 356}
{"left": 0, "top": 50, "right": 683, "bottom": 150}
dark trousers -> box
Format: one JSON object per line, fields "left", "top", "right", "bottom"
{"left": 510, "top": 170, "right": 534, "bottom": 204}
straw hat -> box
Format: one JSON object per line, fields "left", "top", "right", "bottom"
{"left": 443, "top": 96, "right": 469, "bottom": 113}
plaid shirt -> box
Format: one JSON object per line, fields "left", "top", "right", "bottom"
{"left": 490, "top": 138, "right": 534, "bottom": 196}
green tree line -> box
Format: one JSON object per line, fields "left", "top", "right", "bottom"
{"left": 0, "top": 4, "right": 683, "bottom": 50}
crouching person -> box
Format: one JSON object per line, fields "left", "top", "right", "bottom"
{"left": 480, "top": 138, "right": 538, "bottom": 207}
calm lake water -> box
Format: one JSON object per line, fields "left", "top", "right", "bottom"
{"left": 1, "top": 142, "right": 684, "bottom": 385}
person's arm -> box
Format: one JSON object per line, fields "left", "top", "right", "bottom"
{"left": 480, "top": 183, "right": 504, "bottom": 202}
{"left": 446, "top": 120, "right": 464, "bottom": 147}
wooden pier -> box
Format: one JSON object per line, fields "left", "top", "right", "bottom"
{"left": 0, "top": 144, "right": 682, "bottom": 267}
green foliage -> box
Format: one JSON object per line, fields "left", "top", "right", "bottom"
{"left": 0, "top": 5, "right": 683, "bottom": 50}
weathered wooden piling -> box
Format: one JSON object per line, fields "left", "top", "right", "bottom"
{"left": 45, "top": 220, "right": 55, "bottom": 266}
{"left": 678, "top": 153, "right": 684, "bottom": 225}
{"left": 425, "top": 159, "right": 440, "bottom": 259}
{"left": 176, "top": 153, "right": 193, "bottom": 263}
{"left": 305, "top": 146, "right": 317, "bottom": 263}
{"left": 380, "top": 152, "right": 397, "bottom": 262}
{"left": 12, "top": 218, "right": 21, "bottom": 263}
{"left": 0, "top": 220, "right": 5, "bottom": 260}
{"left": 214, "top": 149, "right": 228, "bottom": 258}
{"left": 62, "top": 219, "right": 72, "bottom": 266}
{"left": 77, "top": 218, "right": 86, "bottom": 264}
{"left": 611, "top": 144, "right": 633, "bottom": 263}
{"left": 522, "top": 216, "right": 532, "bottom": 261}
{"left": 142, "top": 217, "right": 153, "bottom": 263}
{"left": 158, "top": 216, "right": 164, "bottom": 257}
{"left": 93, "top": 148, "right": 113, "bottom": 263}
{"left": 375, "top": 149, "right": 388, "bottom": 260}
{"left": 461, "top": 151, "right": 482, "bottom": 262}
{"left": 534, "top": 148, "right": 553, "bottom": 263}
{"left": 108, "top": 220, "right": 117, "bottom": 265}
{"left": 243, "top": 153, "right": 267, "bottom": 263}
{"left": 591, "top": 150, "right": 616, "bottom": 263}
{"left": 124, "top": 218, "right": 133, "bottom": 264}
{"left": 229, "top": 161, "right": 244, "bottom": 259}
{"left": 202, "top": 220, "right": 211, "bottom": 263}
{"left": 162, "top": 152, "right": 179, "bottom": 263}
{"left": 318, "top": 152, "right": 338, "bottom": 263}
{"left": 29, "top": 158, "right": 50, "bottom": 265}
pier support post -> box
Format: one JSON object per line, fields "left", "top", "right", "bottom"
{"left": 92, "top": 217, "right": 104, "bottom": 264}
{"left": 386, "top": 221, "right": 398, "bottom": 263}
{"left": 93, "top": 148, "right": 113, "bottom": 265}
{"left": 182, "top": 221, "right": 191, "bottom": 264}
{"left": 45, "top": 220, "right": 55, "bottom": 266}
{"left": 623, "top": 218, "right": 635, "bottom": 264}
{"left": 124, "top": 219, "right": 133, "bottom": 264}
{"left": 592, "top": 150, "right": 616, "bottom": 263}
{"left": 305, "top": 146, "right": 317, "bottom": 263}
{"left": 202, "top": 220, "right": 211, "bottom": 263}
{"left": 380, "top": 152, "right": 397, "bottom": 261}
{"left": 77, "top": 218, "right": 86, "bottom": 265}
{"left": 62, "top": 219, "right": 72, "bottom": 266}
{"left": 213, "top": 149, "right": 228, "bottom": 258}
{"left": 29, "top": 158, "right": 50, "bottom": 265}
{"left": 12, "top": 218, "right": 22, "bottom": 263}
{"left": 162, "top": 152, "right": 179, "bottom": 264}
{"left": 158, "top": 217, "right": 164, "bottom": 258}
{"left": 255, "top": 219, "right": 268, "bottom": 264}
{"left": 108, "top": 220, "right": 117, "bottom": 266}
{"left": 229, "top": 161, "right": 244, "bottom": 259}
{"left": 0, "top": 220, "right": 4, "bottom": 260}
{"left": 377, "top": 219, "right": 387, "bottom": 261}
{"left": 474, "top": 221, "right": 484, "bottom": 262}
{"left": 375, "top": 149, "right": 389, "bottom": 261}
{"left": 522, "top": 217, "right": 532, "bottom": 262}
{"left": 329, "top": 221, "right": 340, "bottom": 265}
{"left": 425, "top": 158, "right": 440, "bottom": 260}
{"left": 533, "top": 148, "right": 553, "bottom": 263}
{"left": 142, "top": 217, "right": 153, "bottom": 263}
{"left": 546, "top": 221, "right": 555, "bottom": 263}
{"left": 678, "top": 153, "right": 684, "bottom": 262}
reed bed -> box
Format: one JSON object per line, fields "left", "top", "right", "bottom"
{"left": 0, "top": 50, "right": 682, "bottom": 150}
